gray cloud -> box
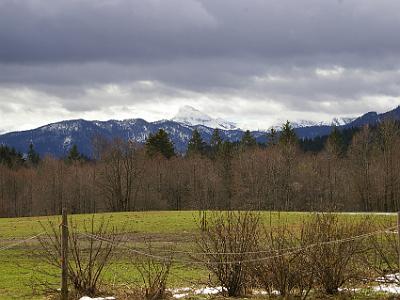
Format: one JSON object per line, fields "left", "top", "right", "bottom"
{"left": 0, "top": 0, "right": 400, "bottom": 131}
{"left": 1, "top": 0, "right": 400, "bottom": 63}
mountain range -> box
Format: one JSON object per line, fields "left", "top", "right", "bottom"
{"left": 0, "top": 105, "right": 399, "bottom": 157}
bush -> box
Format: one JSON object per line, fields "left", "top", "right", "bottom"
{"left": 253, "top": 222, "right": 314, "bottom": 298}
{"left": 36, "top": 216, "right": 123, "bottom": 297}
{"left": 195, "top": 211, "right": 260, "bottom": 297}
{"left": 134, "top": 243, "right": 173, "bottom": 300}
{"left": 365, "top": 219, "right": 400, "bottom": 285}
{"left": 302, "top": 213, "right": 372, "bottom": 295}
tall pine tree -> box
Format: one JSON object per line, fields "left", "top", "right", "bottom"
{"left": 67, "top": 144, "right": 82, "bottom": 162}
{"left": 145, "top": 129, "right": 175, "bottom": 159}
{"left": 326, "top": 126, "right": 344, "bottom": 157}
{"left": 187, "top": 129, "right": 205, "bottom": 156}
{"left": 279, "top": 121, "right": 297, "bottom": 146}
{"left": 240, "top": 130, "right": 257, "bottom": 149}
{"left": 210, "top": 128, "right": 222, "bottom": 156}
{"left": 27, "top": 143, "right": 40, "bottom": 165}
{"left": 268, "top": 127, "right": 278, "bottom": 146}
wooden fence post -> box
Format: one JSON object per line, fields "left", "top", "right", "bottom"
{"left": 61, "top": 208, "right": 68, "bottom": 300}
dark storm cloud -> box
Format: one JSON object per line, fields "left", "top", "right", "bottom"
{"left": 1, "top": 0, "right": 400, "bottom": 131}
{"left": 0, "top": 0, "right": 399, "bottom": 64}
{"left": 0, "top": 0, "right": 218, "bottom": 63}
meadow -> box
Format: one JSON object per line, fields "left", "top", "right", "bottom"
{"left": 0, "top": 211, "right": 397, "bottom": 299}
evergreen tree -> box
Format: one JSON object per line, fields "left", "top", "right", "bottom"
{"left": 210, "top": 128, "right": 222, "bottom": 154}
{"left": 0, "top": 145, "right": 23, "bottom": 168}
{"left": 268, "top": 127, "right": 278, "bottom": 146}
{"left": 145, "top": 129, "right": 175, "bottom": 159}
{"left": 279, "top": 121, "right": 297, "bottom": 146}
{"left": 326, "top": 126, "right": 344, "bottom": 157}
{"left": 187, "top": 129, "right": 205, "bottom": 156}
{"left": 67, "top": 144, "right": 82, "bottom": 162}
{"left": 240, "top": 130, "right": 257, "bottom": 148}
{"left": 27, "top": 143, "right": 40, "bottom": 165}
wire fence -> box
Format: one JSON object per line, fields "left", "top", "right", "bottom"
{"left": 0, "top": 232, "right": 46, "bottom": 252}
{"left": 79, "top": 225, "right": 398, "bottom": 265}
{"left": 0, "top": 215, "right": 399, "bottom": 299}
{"left": 0, "top": 223, "right": 397, "bottom": 258}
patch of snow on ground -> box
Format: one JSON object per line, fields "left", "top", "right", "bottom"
{"left": 169, "top": 275, "right": 400, "bottom": 299}
{"left": 171, "top": 287, "right": 191, "bottom": 299}
{"left": 376, "top": 273, "right": 400, "bottom": 283}
{"left": 373, "top": 284, "right": 400, "bottom": 294}
{"left": 170, "top": 286, "right": 225, "bottom": 298}
{"left": 194, "top": 286, "right": 224, "bottom": 295}
{"left": 373, "top": 273, "right": 400, "bottom": 294}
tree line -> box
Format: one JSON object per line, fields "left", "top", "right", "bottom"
{"left": 1, "top": 120, "right": 400, "bottom": 217}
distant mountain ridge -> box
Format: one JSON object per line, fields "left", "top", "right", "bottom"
{"left": 0, "top": 106, "right": 399, "bottom": 157}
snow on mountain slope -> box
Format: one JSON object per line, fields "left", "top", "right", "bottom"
{"left": 172, "top": 105, "right": 238, "bottom": 130}
{"left": 273, "top": 116, "right": 356, "bottom": 129}
{"left": 291, "top": 120, "right": 329, "bottom": 128}
{"left": 331, "top": 117, "right": 356, "bottom": 126}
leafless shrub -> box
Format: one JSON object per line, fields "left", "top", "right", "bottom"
{"left": 36, "top": 216, "right": 123, "bottom": 297}
{"left": 302, "top": 213, "right": 372, "bottom": 295}
{"left": 365, "top": 219, "right": 400, "bottom": 285}
{"left": 195, "top": 210, "right": 260, "bottom": 297}
{"left": 253, "top": 222, "right": 314, "bottom": 299}
{"left": 134, "top": 243, "right": 173, "bottom": 300}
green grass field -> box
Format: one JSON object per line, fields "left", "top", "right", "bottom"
{"left": 0, "top": 211, "right": 397, "bottom": 299}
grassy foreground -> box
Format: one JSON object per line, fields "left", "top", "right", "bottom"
{"left": 0, "top": 211, "right": 397, "bottom": 299}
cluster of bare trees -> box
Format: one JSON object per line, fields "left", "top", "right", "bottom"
{"left": 1, "top": 121, "right": 400, "bottom": 217}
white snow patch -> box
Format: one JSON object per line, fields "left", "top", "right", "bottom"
{"left": 167, "top": 276, "right": 400, "bottom": 299}
{"left": 371, "top": 273, "right": 400, "bottom": 294}
{"left": 376, "top": 273, "right": 400, "bottom": 283}
{"left": 373, "top": 284, "right": 400, "bottom": 294}
{"left": 170, "top": 286, "right": 225, "bottom": 298}
{"left": 63, "top": 136, "right": 72, "bottom": 147}
{"left": 194, "top": 286, "right": 224, "bottom": 295}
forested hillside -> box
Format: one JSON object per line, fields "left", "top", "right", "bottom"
{"left": 0, "top": 120, "right": 400, "bottom": 217}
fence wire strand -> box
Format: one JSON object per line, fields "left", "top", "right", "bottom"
{"left": 0, "top": 232, "right": 46, "bottom": 252}
{"left": 78, "top": 225, "right": 397, "bottom": 265}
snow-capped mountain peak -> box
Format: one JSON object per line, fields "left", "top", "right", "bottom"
{"left": 272, "top": 116, "right": 356, "bottom": 129}
{"left": 331, "top": 117, "right": 356, "bottom": 126}
{"left": 172, "top": 105, "right": 238, "bottom": 130}
{"left": 291, "top": 120, "right": 329, "bottom": 128}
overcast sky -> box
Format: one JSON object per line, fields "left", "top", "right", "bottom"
{"left": 1, "top": 0, "right": 400, "bottom": 132}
